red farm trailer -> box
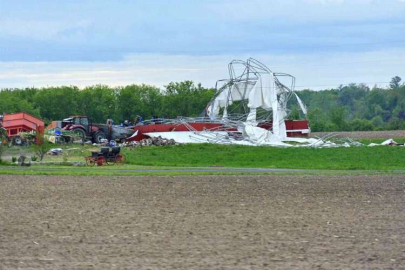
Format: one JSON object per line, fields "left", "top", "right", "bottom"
{"left": 0, "top": 112, "right": 45, "bottom": 145}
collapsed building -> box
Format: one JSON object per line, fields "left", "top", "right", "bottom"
{"left": 129, "top": 58, "right": 312, "bottom": 146}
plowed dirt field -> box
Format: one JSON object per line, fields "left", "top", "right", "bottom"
{"left": 0, "top": 175, "right": 404, "bottom": 269}
{"left": 311, "top": 130, "right": 405, "bottom": 139}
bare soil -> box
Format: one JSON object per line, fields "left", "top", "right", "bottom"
{"left": 0, "top": 174, "right": 404, "bottom": 269}
{"left": 311, "top": 130, "right": 405, "bottom": 139}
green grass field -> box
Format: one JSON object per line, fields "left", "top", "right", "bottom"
{"left": 122, "top": 143, "right": 405, "bottom": 170}
{"left": 1, "top": 142, "right": 405, "bottom": 175}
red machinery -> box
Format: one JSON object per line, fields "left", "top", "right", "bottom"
{"left": 0, "top": 112, "right": 44, "bottom": 145}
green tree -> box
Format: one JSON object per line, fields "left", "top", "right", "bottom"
{"left": 390, "top": 76, "right": 402, "bottom": 89}
{"left": 348, "top": 118, "right": 374, "bottom": 131}
{"left": 162, "top": 81, "right": 214, "bottom": 118}
{"left": 33, "top": 133, "right": 53, "bottom": 161}
{"left": 329, "top": 107, "right": 347, "bottom": 131}
{"left": 33, "top": 86, "right": 80, "bottom": 122}
{"left": 387, "top": 117, "right": 405, "bottom": 130}
{"left": 78, "top": 85, "right": 118, "bottom": 123}
{"left": 307, "top": 108, "right": 327, "bottom": 132}
{"left": 371, "top": 116, "right": 384, "bottom": 128}
{"left": 116, "top": 84, "right": 163, "bottom": 122}
{"left": 287, "top": 106, "right": 300, "bottom": 120}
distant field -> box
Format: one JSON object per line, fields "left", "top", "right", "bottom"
{"left": 311, "top": 130, "right": 405, "bottom": 139}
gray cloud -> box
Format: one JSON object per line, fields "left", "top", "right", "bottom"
{"left": 0, "top": 0, "right": 404, "bottom": 89}
{"left": 1, "top": 49, "right": 404, "bottom": 90}
{"left": 0, "top": 0, "right": 404, "bottom": 61}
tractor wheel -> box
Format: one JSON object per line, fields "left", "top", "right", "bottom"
{"left": 85, "top": 157, "right": 96, "bottom": 166}
{"left": 105, "top": 157, "right": 115, "bottom": 165}
{"left": 72, "top": 128, "right": 86, "bottom": 140}
{"left": 96, "top": 156, "right": 107, "bottom": 166}
{"left": 12, "top": 136, "right": 23, "bottom": 146}
{"left": 93, "top": 131, "right": 107, "bottom": 144}
{"left": 115, "top": 153, "right": 126, "bottom": 164}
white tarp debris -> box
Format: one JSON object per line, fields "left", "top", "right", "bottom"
{"left": 142, "top": 58, "right": 385, "bottom": 148}
{"left": 127, "top": 130, "right": 138, "bottom": 139}
{"left": 49, "top": 148, "right": 63, "bottom": 155}
{"left": 368, "top": 139, "right": 403, "bottom": 147}
{"left": 206, "top": 58, "right": 303, "bottom": 144}
{"left": 381, "top": 139, "right": 397, "bottom": 145}
{"left": 145, "top": 131, "right": 229, "bottom": 144}
{"left": 144, "top": 130, "right": 369, "bottom": 148}
{"left": 294, "top": 92, "right": 308, "bottom": 115}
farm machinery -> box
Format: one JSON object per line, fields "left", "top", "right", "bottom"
{"left": 0, "top": 112, "right": 45, "bottom": 146}
{"left": 61, "top": 116, "right": 134, "bottom": 144}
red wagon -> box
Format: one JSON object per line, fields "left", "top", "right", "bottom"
{"left": 0, "top": 112, "right": 44, "bottom": 145}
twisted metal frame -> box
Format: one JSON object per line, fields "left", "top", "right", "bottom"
{"left": 209, "top": 58, "right": 296, "bottom": 122}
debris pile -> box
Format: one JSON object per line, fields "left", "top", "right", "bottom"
{"left": 368, "top": 139, "right": 404, "bottom": 147}
{"left": 49, "top": 148, "right": 63, "bottom": 155}
{"left": 132, "top": 58, "right": 310, "bottom": 147}
{"left": 123, "top": 136, "right": 176, "bottom": 148}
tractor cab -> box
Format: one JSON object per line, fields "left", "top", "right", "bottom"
{"left": 63, "top": 116, "right": 93, "bottom": 132}
{"left": 73, "top": 116, "right": 91, "bottom": 134}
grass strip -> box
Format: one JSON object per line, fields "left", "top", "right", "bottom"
{"left": 122, "top": 144, "right": 405, "bottom": 170}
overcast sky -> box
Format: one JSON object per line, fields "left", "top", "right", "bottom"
{"left": 0, "top": 0, "right": 404, "bottom": 90}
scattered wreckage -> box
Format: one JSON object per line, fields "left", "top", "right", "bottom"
{"left": 123, "top": 136, "right": 176, "bottom": 148}
{"left": 129, "top": 58, "right": 312, "bottom": 147}
{"left": 3, "top": 58, "right": 404, "bottom": 150}
{"left": 126, "top": 58, "right": 405, "bottom": 148}
{"left": 48, "top": 115, "right": 133, "bottom": 144}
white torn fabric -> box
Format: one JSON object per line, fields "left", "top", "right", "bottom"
{"left": 144, "top": 131, "right": 229, "bottom": 144}
{"left": 246, "top": 108, "right": 257, "bottom": 124}
{"left": 283, "top": 137, "right": 319, "bottom": 144}
{"left": 207, "top": 70, "right": 290, "bottom": 140}
{"left": 230, "top": 82, "right": 255, "bottom": 101}
{"left": 294, "top": 93, "right": 307, "bottom": 115}
{"left": 245, "top": 73, "right": 287, "bottom": 140}
{"left": 381, "top": 139, "right": 397, "bottom": 145}
{"left": 222, "top": 106, "right": 228, "bottom": 119}
{"left": 321, "top": 142, "right": 338, "bottom": 148}
{"left": 145, "top": 130, "right": 365, "bottom": 148}
{"left": 242, "top": 124, "right": 291, "bottom": 147}
{"left": 307, "top": 140, "right": 338, "bottom": 148}
{"left": 208, "top": 90, "right": 229, "bottom": 120}
{"left": 209, "top": 82, "right": 257, "bottom": 120}
{"left": 247, "top": 75, "right": 274, "bottom": 110}
{"left": 368, "top": 139, "right": 400, "bottom": 146}
{"left": 368, "top": 143, "right": 380, "bottom": 147}
{"left": 127, "top": 130, "right": 139, "bottom": 139}
{"left": 145, "top": 127, "right": 290, "bottom": 146}
{"left": 243, "top": 124, "right": 278, "bottom": 144}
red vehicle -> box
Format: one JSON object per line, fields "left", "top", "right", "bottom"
{"left": 0, "top": 112, "right": 44, "bottom": 145}
{"left": 62, "top": 116, "right": 133, "bottom": 143}
{"left": 62, "top": 116, "right": 107, "bottom": 143}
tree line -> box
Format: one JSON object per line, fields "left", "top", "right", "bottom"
{"left": 290, "top": 77, "right": 405, "bottom": 131}
{"left": 0, "top": 81, "right": 215, "bottom": 124}
{"left": 1, "top": 77, "right": 405, "bottom": 132}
